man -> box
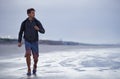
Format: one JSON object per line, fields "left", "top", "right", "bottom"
{"left": 18, "top": 8, "right": 45, "bottom": 76}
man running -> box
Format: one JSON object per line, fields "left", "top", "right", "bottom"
{"left": 18, "top": 8, "right": 45, "bottom": 76}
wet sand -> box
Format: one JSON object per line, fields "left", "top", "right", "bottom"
{"left": 0, "top": 44, "right": 120, "bottom": 79}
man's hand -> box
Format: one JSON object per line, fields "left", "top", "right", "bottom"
{"left": 34, "top": 26, "right": 40, "bottom": 31}
{"left": 18, "top": 42, "right": 22, "bottom": 47}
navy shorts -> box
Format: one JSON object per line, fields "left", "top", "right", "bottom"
{"left": 25, "top": 41, "right": 39, "bottom": 58}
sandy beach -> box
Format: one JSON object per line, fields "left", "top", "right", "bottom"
{"left": 0, "top": 44, "right": 120, "bottom": 79}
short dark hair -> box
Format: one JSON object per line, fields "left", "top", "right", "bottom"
{"left": 27, "top": 8, "right": 35, "bottom": 14}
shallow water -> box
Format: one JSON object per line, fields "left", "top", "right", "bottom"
{"left": 0, "top": 45, "right": 120, "bottom": 79}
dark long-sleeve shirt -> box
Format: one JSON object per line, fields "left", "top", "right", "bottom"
{"left": 18, "top": 18, "right": 45, "bottom": 43}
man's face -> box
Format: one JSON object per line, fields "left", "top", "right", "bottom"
{"left": 28, "top": 11, "right": 35, "bottom": 18}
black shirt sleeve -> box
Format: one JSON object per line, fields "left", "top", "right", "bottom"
{"left": 36, "top": 20, "right": 45, "bottom": 34}
{"left": 18, "top": 22, "right": 25, "bottom": 43}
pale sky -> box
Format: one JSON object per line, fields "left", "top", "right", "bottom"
{"left": 0, "top": 0, "right": 120, "bottom": 44}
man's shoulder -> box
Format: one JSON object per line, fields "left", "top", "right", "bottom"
{"left": 22, "top": 18, "right": 28, "bottom": 24}
{"left": 34, "top": 18, "right": 40, "bottom": 23}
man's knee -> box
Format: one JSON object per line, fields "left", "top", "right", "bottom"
{"left": 33, "top": 56, "right": 38, "bottom": 62}
{"left": 34, "top": 57, "right": 38, "bottom": 61}
{"left": 25, "top": 53, "right": 31, "bottom": 57}
{"left": 25, "top": 50, "right": 31, "bottom": 57}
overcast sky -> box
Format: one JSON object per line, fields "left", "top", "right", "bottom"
{"left": 0, "top": 0, "right": 120, "bottom": 44}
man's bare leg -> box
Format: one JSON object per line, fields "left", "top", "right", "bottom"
{"left": 26, "top": 55, "right": 31, "bottom": 73}
{"left": 33, "top": 56, "right": 38, "bottom": 74}
{"left": 33, "top": 57, "right": 38, "bottom": 70}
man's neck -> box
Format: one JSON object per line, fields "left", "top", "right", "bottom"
{"left": 28, "top": 17, "right": 34, "bottom": 21}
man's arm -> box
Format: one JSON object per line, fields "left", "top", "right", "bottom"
{"left": 35, "top": 20, "right": 45, "bottom": 34}
{"left": 18, "top": 22, "right": 25, "bottom": 47}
